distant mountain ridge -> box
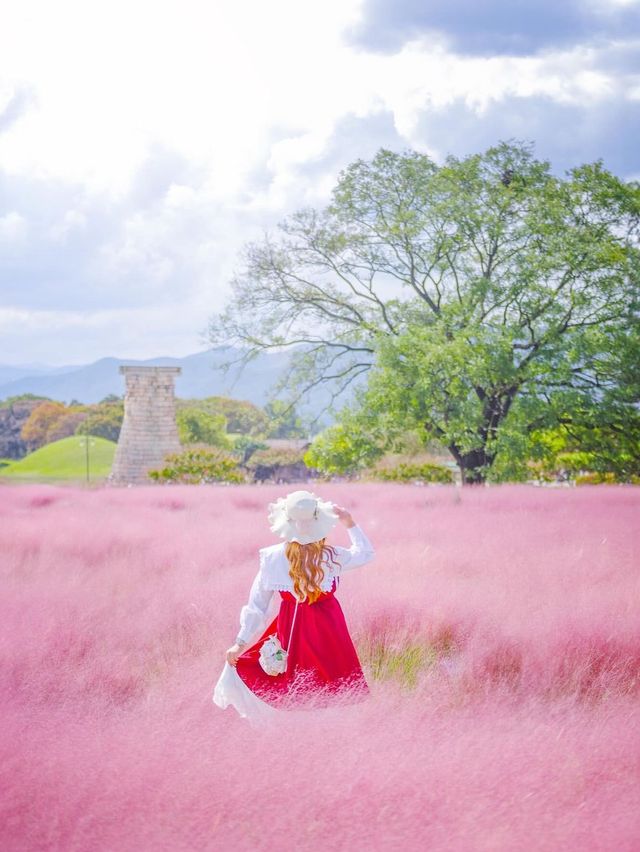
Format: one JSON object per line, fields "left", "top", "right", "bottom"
{"left": 0, "top": 346, "right": 362, "bottom": 428}
{"left": 0, "top": 362, "right": 83, "bottom": 385}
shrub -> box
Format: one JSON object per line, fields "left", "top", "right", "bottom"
{"left": 369, "top": 462, "right": 454, "bottom": 484}
{"left": 245, "top": 447, "right": 306, "bottom": 469}
{"left": 574, "top": 471, "right": 619, "bottom": 485}
{"left": 147, "top": 448, "right": 246, "bottom": 484}
{"left": 244, "top": 447, "right": 314, "bottom": 483}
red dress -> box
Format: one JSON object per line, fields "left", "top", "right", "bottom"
{"left": 235, "top": 576, "right": 370, "bottom": 708}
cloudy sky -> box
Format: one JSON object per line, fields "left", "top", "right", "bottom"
{"left": 1, "top": 0, "right": 639, "bottom": 367}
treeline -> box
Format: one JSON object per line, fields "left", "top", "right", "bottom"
{"left": 0, "top": 393, "right": 308, "bottom": 459}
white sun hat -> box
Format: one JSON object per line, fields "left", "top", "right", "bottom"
{"left": 268, "top": 489, "right": 339, "bottom": 545}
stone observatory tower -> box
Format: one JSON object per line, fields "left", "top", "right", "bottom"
{"left": 108, "top": 365, "right": 182, "bottom": 486}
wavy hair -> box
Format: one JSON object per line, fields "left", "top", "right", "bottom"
{"left": 285, "top": 538, "right": 341, "bottom": 604}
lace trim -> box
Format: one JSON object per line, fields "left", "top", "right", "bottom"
{"left": 262, "top": 571, "right": 340, "bottom": 592}
{"left": 263, "top": 578, "right": 339, "bottom": 592}
{"left": 263, "top": 567, "right": 339, "bottom": 593}
{"left": 259, "top": 547, "right": 340, "bottom": 592}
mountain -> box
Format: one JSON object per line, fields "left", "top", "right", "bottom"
{"left": 0, "top": 362, "right": 82, "bottom": 385}
{"left": 0, "top": 346, "right": 365, "bottom": 427}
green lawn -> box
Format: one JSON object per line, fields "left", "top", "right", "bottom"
{"left": 0, "top": 436, "right": 117, "bottom": 483}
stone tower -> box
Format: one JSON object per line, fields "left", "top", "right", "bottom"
{"left": 108, "top": 366, "right": 182, "bottom": 486}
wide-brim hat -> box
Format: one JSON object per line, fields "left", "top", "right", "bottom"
{"left": 268, "top": 489, "right": 338, "bottom": 545}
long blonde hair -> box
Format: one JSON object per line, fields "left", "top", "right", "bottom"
{"left": 285, "top": 538, "right": 340, "bottom": 604}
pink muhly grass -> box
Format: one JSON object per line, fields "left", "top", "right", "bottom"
{"left": 0, "top": 481, "right": 639, "bottom": 851}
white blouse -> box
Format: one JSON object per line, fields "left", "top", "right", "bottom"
{"left": 235, "top": 524, "right": 375, "bottom": 645}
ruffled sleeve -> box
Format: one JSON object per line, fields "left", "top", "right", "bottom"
{"left": 236, "top": 551, "right": 276, "bottom": 645}
{"left": 334, "top": 524, "right": 375, "bottom": 573}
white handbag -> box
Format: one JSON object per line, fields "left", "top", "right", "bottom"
{"left": 258, "top": 597, "right": 301, "bottom": 676}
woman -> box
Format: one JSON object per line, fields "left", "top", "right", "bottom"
{"left": 212, "top": 489, "right": 375, "bottom": 724}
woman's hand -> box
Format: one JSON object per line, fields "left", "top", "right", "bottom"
{"left": 332, "top": 504, "right": 355, "bottom": 528}
{"left": 226, "top": 643, "right": 244, "bottom": 667}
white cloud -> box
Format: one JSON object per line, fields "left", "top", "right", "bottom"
{"left": 48, "top": 210, "right": 87, "bottom": 243}
{"left": 2, "top": 1, "right": 630, "bottom": 196}
{"left": 0, "top": 302, "right": 211, "bottom": 365}
{"left": 0, "top": 211, "right": 28, "bottom": 244}
{"left": 599, "top": 0, "right": 640, "bottom": 9}
{"left": 0, "top": 0, "right": 638, "bottom": 367}
{"left": 0, "top": 0, "right": 366, "bottom": 198}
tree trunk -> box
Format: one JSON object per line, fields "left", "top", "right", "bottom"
{"left": 460, "top": 465, "right": 486, "bottom": 485}
{"left": 438, "top": 388, "right": 518, "bottom": 486}
{"left": 448, "top": 445, "right": 492, "bottom": 485}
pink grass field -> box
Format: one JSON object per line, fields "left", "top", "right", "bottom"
{"left": 1, "top": 481, "right": 639, "bottom": 852}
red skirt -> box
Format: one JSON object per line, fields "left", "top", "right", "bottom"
{"left": 235, "top": 579, "right": 370, "bottom": 709}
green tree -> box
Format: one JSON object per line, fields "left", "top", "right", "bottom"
{"left": 176, "top": 408, "right": 232, "bottom": 448}
{"left": 207, "top": 141, "right": 640, "bottom": 484}
{"left": 0, "top": 394, "right": 53, "bottom": 407}
{"left": 21, "top": 400, "right": 93, "bottom": 449}
{"left": 303, "top": 407, "right": 397, "bottom": 475}
{"left": 232, "top": 434, "right": 269, "bottom": 464}
{"left": 76, "top": 401, "right": 124, "bottom": 442}
{"left": 264, "top": 399, "right": 308, "bottom": 439}
{"left": 176, "top": 396, "right": 269, "bottom": 436}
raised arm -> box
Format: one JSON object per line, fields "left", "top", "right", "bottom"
{"left": 331, "top": 504, "right": 376, "bottom": 573}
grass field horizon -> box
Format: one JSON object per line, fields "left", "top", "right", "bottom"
{"left": 2, "top": 481, "right": 639, "bottom": 850}
{"left": 0, "top": 435, "right": 116, "bottom": 482}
